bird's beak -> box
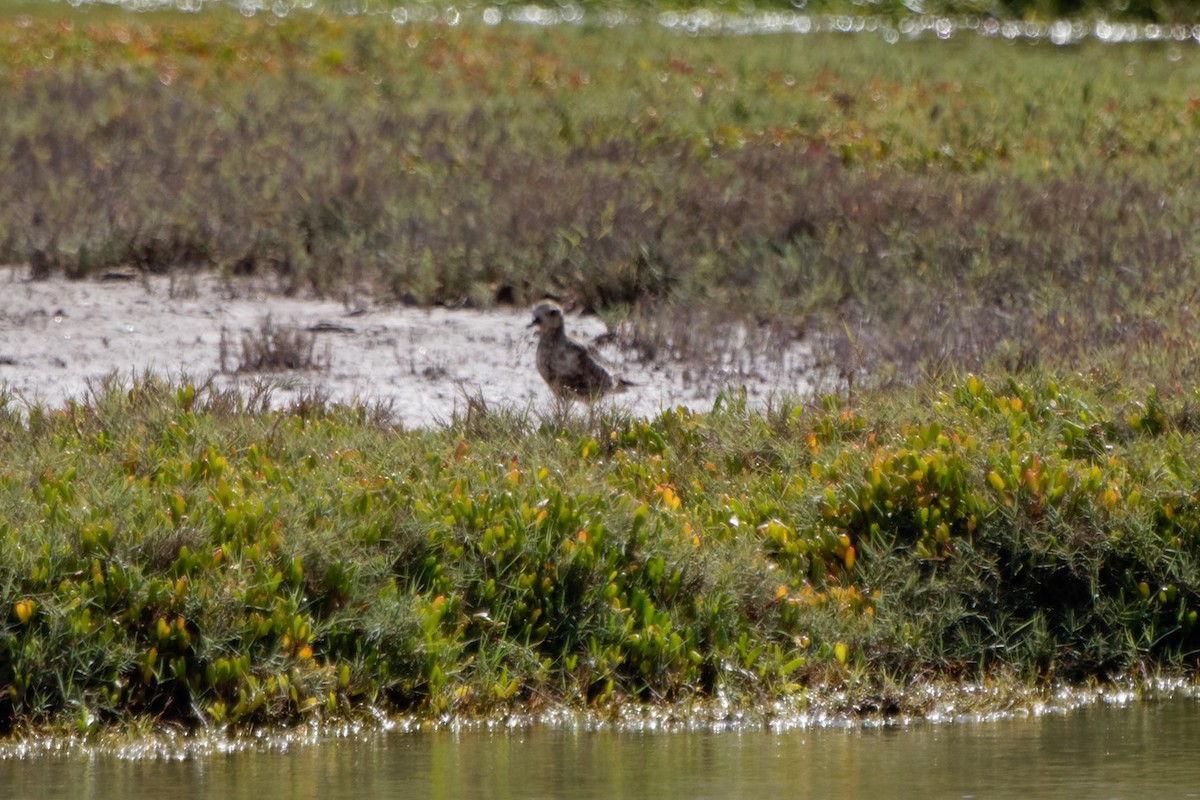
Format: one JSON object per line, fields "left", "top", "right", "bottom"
{"left": 527, "top": 318, "right": 540, "bottom": 329}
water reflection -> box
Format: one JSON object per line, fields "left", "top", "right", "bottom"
{"left": 4, "top": 701, "right": 1200, "bottom": 799}
{"left": 40, "top": 0, "right": 1200, "bottom": 46}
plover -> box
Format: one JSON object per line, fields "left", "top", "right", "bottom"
{"left": 529, "top": 301, "right": 632, "bottom": 401}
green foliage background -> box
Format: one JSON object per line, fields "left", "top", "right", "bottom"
{"left": 2, "top": 12, "right": 1200, "bottom": 386}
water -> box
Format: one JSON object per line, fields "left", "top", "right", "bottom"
{"left": 4, "top": 700, "right": 1200, "bottom": 799}
{"left": 41, "top": 0, "right": 1200, "bottom": 47}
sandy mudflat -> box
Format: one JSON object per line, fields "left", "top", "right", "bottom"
{"left": 0, "top": 267, "right": 819, "bottom": 427}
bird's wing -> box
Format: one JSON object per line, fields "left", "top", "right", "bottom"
{"left": 557, "top": 339, "right": 615, "bottom": 397}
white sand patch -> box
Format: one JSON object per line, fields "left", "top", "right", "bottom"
{"left": 0, "top": 267, "right": 821, "bottom": 427}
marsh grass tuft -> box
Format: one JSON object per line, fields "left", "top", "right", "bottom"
{"left": 223, "top": 316, "right": 331, "bottom": 374}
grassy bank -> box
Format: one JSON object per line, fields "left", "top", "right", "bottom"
{"left": 1, "top": 374, "right": 1198, "bottom": 733}
{"left": 3, "top": 11, "right": 1200, "bottom": 385}
{"left": 4, "top": 4, "right": 1200, "bottom": 735}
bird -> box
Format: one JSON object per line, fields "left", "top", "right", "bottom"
{"left": 528, "top": 301, "right": 633, "bottom": 401}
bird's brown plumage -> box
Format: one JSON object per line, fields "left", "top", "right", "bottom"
{"left": 529, "top": 301, "right": 629, "bottom": 400}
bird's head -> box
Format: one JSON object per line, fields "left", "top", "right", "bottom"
{"left": 529, "top": 301, "right": 565, "bottom": 333}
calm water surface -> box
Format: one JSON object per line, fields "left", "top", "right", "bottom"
{"left": 5, "top": 701, "right": 1200, "bottom": 799}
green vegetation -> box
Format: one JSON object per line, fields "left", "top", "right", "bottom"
{"left": 3, "top": 11, "right": 1200, "bottom": 385}
{"left": 3, "top": 5, "right": 1200, "bottom": 734}
{"left": 1, "top": 374, "right": 1199, "bottom": 733}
